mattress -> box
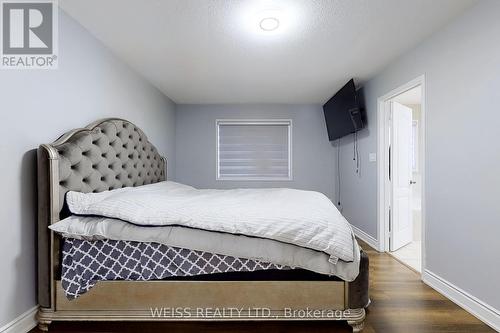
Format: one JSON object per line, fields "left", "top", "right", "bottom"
{"left": 61, "top": 238, "right": 287, "bottom": 299}
{"left": 51, "top": 214, "right": 361, "bottom": 280}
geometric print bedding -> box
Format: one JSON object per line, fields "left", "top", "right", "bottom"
{"left": 61, "top": 238, "right": 287, "bottom": 299}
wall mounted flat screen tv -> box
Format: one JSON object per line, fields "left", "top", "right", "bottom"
{"left": 323, "top": 79, "right": 364, "bottom": 141}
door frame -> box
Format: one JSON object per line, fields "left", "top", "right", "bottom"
{"left": 377, "top": 75, "right": 426, "bottom": 274}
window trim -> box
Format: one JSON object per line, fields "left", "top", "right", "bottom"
{"left": 216, "top": 119, "right": 293, "bottom": 181}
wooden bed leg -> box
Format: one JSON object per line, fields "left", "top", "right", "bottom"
{"left": 347, "top": 318, "right": 365, "bottom": 332}
{"left": 38, "top": 321, "right": 50, "bottom": 332}
{"left": 345, "top": 308, "right": 365, "bottom": 332}
{"left": 36, "top": 310, "right": 52, "bottom": 332}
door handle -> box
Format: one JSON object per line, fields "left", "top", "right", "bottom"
{"left": 410, "top": 180, "right": 416, "bottom": 185}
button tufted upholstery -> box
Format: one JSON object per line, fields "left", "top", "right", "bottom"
{"left": 37, "top": 118, "right": 166, "bottom": 308}
{"left": 54, "top": 119, "right": 165, "bottom": 213}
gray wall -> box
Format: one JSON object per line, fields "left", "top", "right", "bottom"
{"left": 0, "top": 10, "right": 176, "bottom": 327}
{"left": 336, "top": 88, "right": 378, "bottom": 237}
{"left": 175, "top": 104, "right": 337, "bottom": 199}
{"left": 339, "top": 0, "right": 500, "bottom": 310}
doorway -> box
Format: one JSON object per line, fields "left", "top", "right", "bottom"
{"left": 377, "top": 76, "right": 425, "bottom": 274}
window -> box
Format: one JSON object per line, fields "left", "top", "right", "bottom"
{"left": 216, "top": 120, "right": 292, "bottom": 180}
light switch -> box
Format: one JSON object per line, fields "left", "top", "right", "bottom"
{"left": 369, "top": 153, "right": 377, "bottom": 162}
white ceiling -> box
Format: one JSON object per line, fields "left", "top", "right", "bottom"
{"left": 60, "top": 0, "right": 476, "bottom": 104}
{"left": 394, "top": 86, "right": 422, "bottom": 105}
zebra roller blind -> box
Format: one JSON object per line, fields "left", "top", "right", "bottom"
{"left": 217, "top": 120, "right": 292, "bottom": 180}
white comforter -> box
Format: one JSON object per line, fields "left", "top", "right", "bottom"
{"left": 66, "top": 181, "right": 355, "bottom": 263}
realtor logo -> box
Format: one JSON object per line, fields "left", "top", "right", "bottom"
{"left": 1, "top": 0, "right": 58, "bottom": 69}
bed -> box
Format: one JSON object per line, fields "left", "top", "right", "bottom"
{"left": 36, "top": 118, "right": 369, "bottom": 332}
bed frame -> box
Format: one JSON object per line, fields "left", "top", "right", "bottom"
{"left": 36, "top": 118, "right": 368, "bottom": 332}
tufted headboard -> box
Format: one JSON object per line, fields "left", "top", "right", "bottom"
{"left": 37, "top": 118, "right": 166, "bottom": 308}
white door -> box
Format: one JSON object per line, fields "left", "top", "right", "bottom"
{"left": 390, "top": 102, "right": 413, "bottom": 251}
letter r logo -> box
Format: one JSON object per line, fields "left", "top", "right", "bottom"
{"left": 2, "top": 2, "right": 53, "bottom": 54}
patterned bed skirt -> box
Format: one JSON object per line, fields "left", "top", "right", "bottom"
{"left": 61, "top": 238, "right": 287, "bottom": 299}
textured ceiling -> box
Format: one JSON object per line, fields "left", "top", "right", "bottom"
{"left": 60, "top": 0, "right": 476, "bottom": 104}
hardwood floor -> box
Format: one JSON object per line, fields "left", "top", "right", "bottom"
{"left": 30, "top": 239, "right": 495, "bottom": 333}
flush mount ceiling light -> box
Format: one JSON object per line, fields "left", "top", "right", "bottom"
{"left": 239, "top": 3, "right": 299, "bottom": 37}
{"left": 259, "top": 17, "right": 280, "bottom": 31}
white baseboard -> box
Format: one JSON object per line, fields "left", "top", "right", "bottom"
{"left": 0, "top": 306, "right": 38, "bottom": 333}
{"left": 350, "top": 224, "right": 380, "bottom": 251}
{"left": 423, "top": 269, "right": 500, "bottom": 332}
